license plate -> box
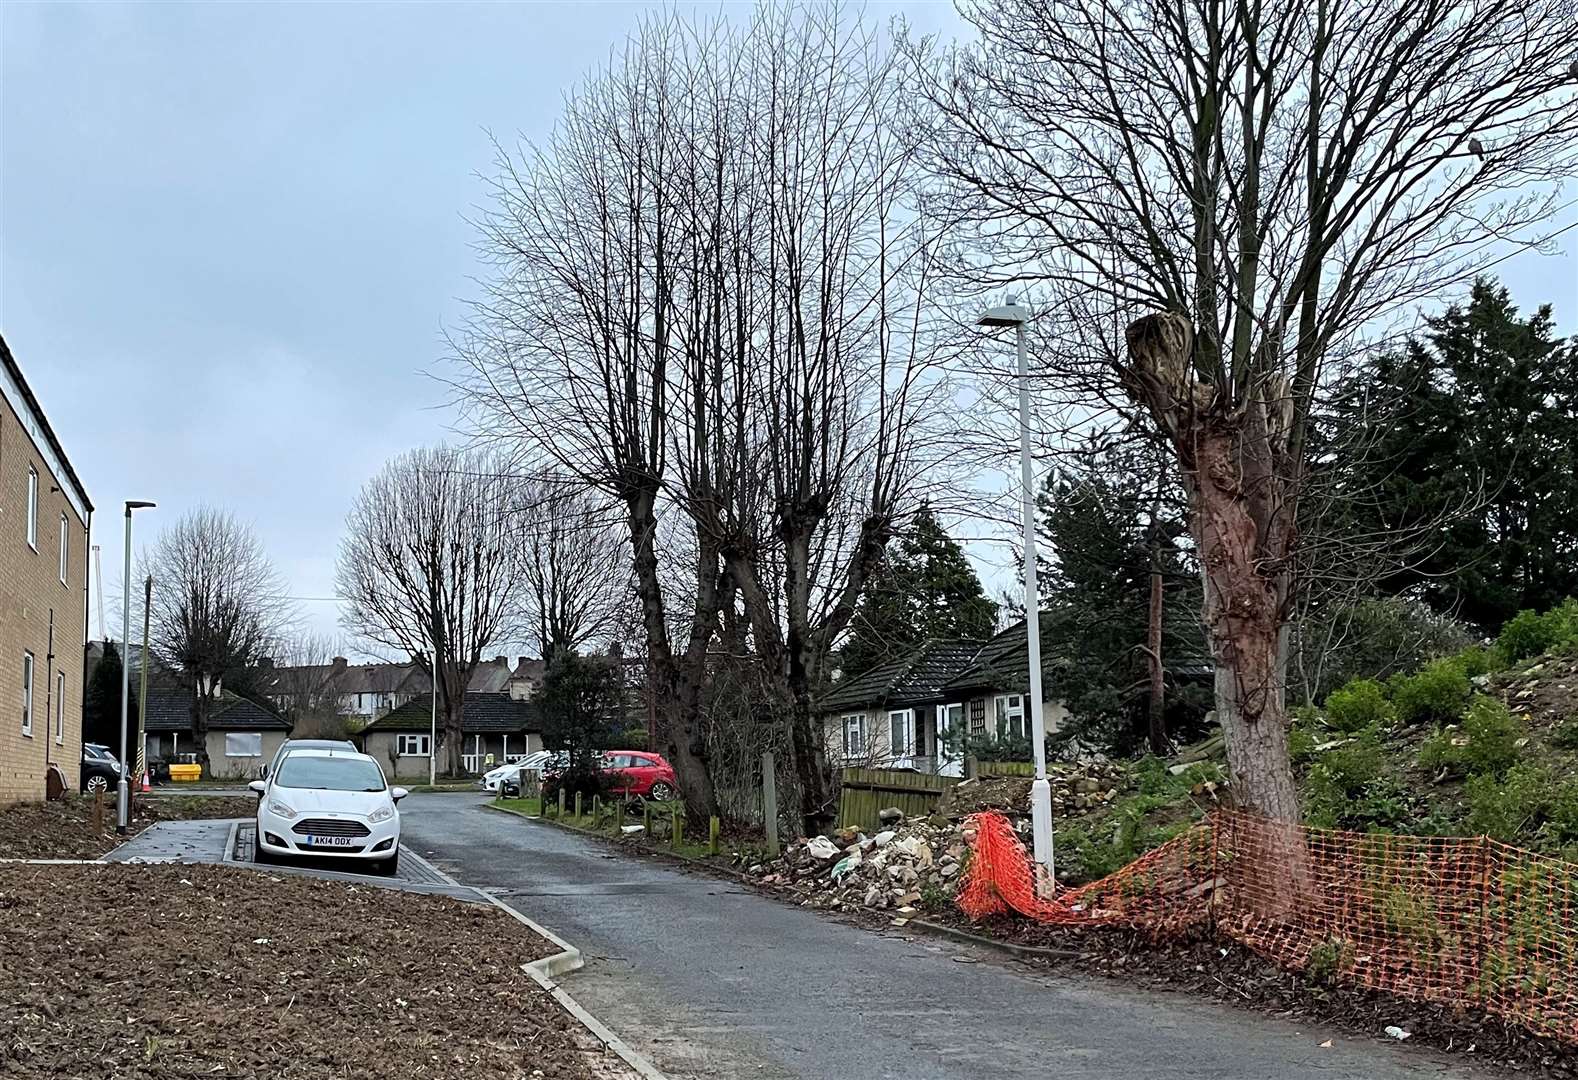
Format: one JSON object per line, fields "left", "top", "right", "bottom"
{"left": 305, "top": 835, "right": 356, "bottom": 848}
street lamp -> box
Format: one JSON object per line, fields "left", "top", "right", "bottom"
{"left": 118, "top": 500, "right": 156, "bottom": 833}
{"left": 977, "top": 298, "right": 1055, "bottom": 892}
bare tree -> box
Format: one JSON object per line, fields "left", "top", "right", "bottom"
{"left": 336, "top": 446, "right": 523, "bottom": 775}
{"left": 452, "top": 12, "right": 741, "bottom": 819}
{"left": 144, "top": 508, "right": 291, "bottom": 769}
{"left": 918, "top": 0, "right": 1578, "bottom": 820}
{"left": 268, "top": 632, "right": 351, "bottom": 739}
{"left": 685, "top": 5, "right": 955, "bottom": 831}
{"left": 514, "top": 477, "right": 630, "bottom": 662}
{"left": 453, "top": 4, "right": 955, "bottom": 829}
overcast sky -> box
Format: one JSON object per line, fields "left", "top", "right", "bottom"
{"left": 4, "top": 2, "right": 1573, "bottom": 656}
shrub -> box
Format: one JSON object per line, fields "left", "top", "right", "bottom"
{"left": 1466, "top": 764, "right": 1553, "bottom": 841}
{"left": 1419, "top": 696, "right": 1523, "bottom": 778}
{"left": 1451, "top": 644, "right": 1499, "bottom": 679}
{"left": 1390, "top": 658, "right": 1473, "bottom": 726}
{"left": 1323, "top": 679, "right": 1395, "bottom": 733}
{"left": 1302, "top": 724, "right": 1412, "bottom": 830}
{"left": 1497, "top": 609, "right": 1561, "bottom": 665}
{"left": 1131, "top": 755, "right": 1170, "bottom": 796}
{"left": 541, "top": 762, "right": 620, "bottom": 805}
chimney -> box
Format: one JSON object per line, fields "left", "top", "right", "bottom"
{"left": 493, "top": 655, "right": 508, "bottom": 666}
{"left": 516, "top": 656, "right": 530, "bottom": 673}
{"left": 257, "top": 656, "right": 274, "bottom": 670}
{"left": 332, "top": 656, "right": 349, "bottom": 671}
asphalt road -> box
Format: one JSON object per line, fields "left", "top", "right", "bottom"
{"left": 401, "top": 794, "right": 1483, "bottom": 1080}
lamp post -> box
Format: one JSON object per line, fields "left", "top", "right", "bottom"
{"left": 118, "top": 500, "right": 156, "bottom": 833}
{"left": 977, "top": 298, "right": 1054, "bottom": 892}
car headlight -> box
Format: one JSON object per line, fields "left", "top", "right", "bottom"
{"left": 368, "top": 805, "right": 395, "bottom": 824}
{"left": 267, "top": 799, "right": 297, "bottom": 819}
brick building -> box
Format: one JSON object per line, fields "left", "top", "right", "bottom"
{"left": 1, "top": 335, "right": 92, "bottom": 805}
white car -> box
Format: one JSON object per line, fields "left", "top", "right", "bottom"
{"left": 478, "top": 749, "right": 560, "bottom": 793}
{"left": 249, "top": 748, "right": 406, "bottom": 875}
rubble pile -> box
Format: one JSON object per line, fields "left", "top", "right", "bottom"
{"left": 943, "top": 761, "right": 1126, "bottom": 819}
{"left": 745, "top": 807, "right": 972, "bottom": 919}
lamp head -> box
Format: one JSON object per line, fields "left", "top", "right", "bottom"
{"left": 977, "top": 294, "right": 1028, "bottom": 327}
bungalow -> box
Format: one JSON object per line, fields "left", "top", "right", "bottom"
{"left": 938, "top": 615, "right": 1074, "bottom": 753}
{"left": 359, "top": 692, "right": 544, "bottom": 780}
{"left": 819, "top": 640, "right": 984, "bottom": 777}
{"left": 141, "top": 683, "right": 292, "bottom": 780}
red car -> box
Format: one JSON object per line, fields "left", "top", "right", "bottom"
{"left": 601, "top": 751, "right": 678, "bottom": 801}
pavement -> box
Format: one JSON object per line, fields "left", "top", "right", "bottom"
{"left": 106, "top": 813, "right": 480, "bottom": 901}
{"left": 400, "top": 793, "right": 1488, "bottom": 1080}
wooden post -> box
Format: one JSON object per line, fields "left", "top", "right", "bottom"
{"left": 644, "top": 803, "right": 653, "bottom": 837}
{"left": 93, "top": 790, "right": 104, "bottom": 832}
{"left": 557, "top": 788, "right": 566, "bottom": 819}
{"left": 574, "top": 791, "right": 583, "bottom": 821}
{"left": 593, "top": 795, "right": 601, "bottom": 827}
{"left": 762, "top": 752, "right": 780, "bottom": 857}
{"left": 671, "top": 806, "right": 683, "bottom": 850}
{"left": 709, "top": 815, "right": 720, "bottom": 856}
{"left": 965, "top": 754, "right": 979, "bottom": 781}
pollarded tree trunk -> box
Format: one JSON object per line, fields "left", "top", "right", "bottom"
{"left": 1122, "top": 312, "right": 1301, "bottom": 822}
{"left": 1189, "top": 423, "right": 1301, "bottom": 822}
{"left": 191, "top": 685, "right": 212, "bottom": 770}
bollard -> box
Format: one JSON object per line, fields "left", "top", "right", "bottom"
{"left": 593, "top": 795, "right": 601, "bottom": 827}
{"left": 761, "top": 752, "right": 780, "bottom": 857}
{"left": 558, "top": 788, "right": 566, "bottom": 819}
{"left": 574, "top": 791, "right": 583, "bottom": 821}
{"left": 93, "top": 790, "right": 104, "bottom": 832}
{"left": 643, "top": 803, "right": 653, "bottom": 838}
{"left": 709, "top": 815, "right": 720, "bottom": 856}
{"left": 672, "top": 807, "right": 683, "bottom": 850}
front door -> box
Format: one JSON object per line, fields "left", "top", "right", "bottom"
{"left": 936, "top": 703, "right": 965, "bottom": 777}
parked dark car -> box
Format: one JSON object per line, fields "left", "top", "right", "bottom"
{"left": 81, "top": 743, "right": 122, "bottom": 794}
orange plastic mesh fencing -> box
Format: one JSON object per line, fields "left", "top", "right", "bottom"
{"left": 957, "top": 810, "right": 1578, "bottom": 1043}
{"left": 954, "top": 811, "right": 1219, "bottom": 933}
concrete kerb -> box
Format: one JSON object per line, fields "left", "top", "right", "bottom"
{"left": 475, "top": 888, "right": 668, "bottom": 1080}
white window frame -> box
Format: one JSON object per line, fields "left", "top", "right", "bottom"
{"left": 841, "top": 713, "right": 865, "bottom": 758}
{"left": 224, "top": 732, "right": 263, "bottom": 758}
{"left": 21, "top": 651, "right": 34, "bottom": 737}
{"left": 887, "top": 708, "right": 915, "bottom": 757}
{"left": 398, "top": 733, "right": 431, "bottom": 757}
{"left": 26, "top": 466, "right": 39, "bottom": 550}
{"left": 994, "top": 694, "right": 1027, "bottom": 740}
{"left": 58, "top": 512, "right": 69, "bottom": 584}
{"left": 55, "top": 670, "right": 65, "bottom": 744}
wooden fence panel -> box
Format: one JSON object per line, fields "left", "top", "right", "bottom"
{"left": 978, "top": 760, "right": 1036, "bottom": 778}
{"left": 837, "top": 768, "right": 958, "bottom": 832}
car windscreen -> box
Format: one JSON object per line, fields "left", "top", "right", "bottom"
{"left": 276, "top": 756, "right": 386, "bottom": 793}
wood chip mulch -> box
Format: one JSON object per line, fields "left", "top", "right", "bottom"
{"left": 0, "top": 794, "right": 259, "bottom": 861}
{"left": 0, "top": 863, "right": 632, "bottom": 1079}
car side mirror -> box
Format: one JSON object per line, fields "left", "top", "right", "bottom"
{"left": 390, "top": 787, "right": 409, "bottom": 802}
{"left": 247, "top": 780, "right": 267, "bottom": 797}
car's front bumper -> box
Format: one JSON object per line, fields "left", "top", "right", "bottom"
{"left": 256, "top": 806, "right": 400, "bottom": 861}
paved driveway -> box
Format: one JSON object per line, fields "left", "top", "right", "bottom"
{"left": 401, "top": 794, "right": 1486, "bottom": 1080}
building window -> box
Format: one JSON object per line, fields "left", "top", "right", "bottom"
{"left": 841, "top": 714, "right": 865, "bottom": 757}
{"left": 21, "top": 652, "right": 34, "bottom": 737}
{"left": 888, "top": 709, "right": 914, "bottom": 757}
{"left": 55, "top": 671, "right": 65, "bottom": 744}
{"left": 58, "top": 513, "right": 69, "bottom": 584}
{"left": 994, "top": 694, "right": 1027, "bottom": 740}
{"left": 26, "top": 467, "right": 39, "bottom": 549}
{"left": 398, "top": 733, "right": 431, "bottom": 757}
{"left": 224, "top": 732, "right": 263, "bottom": 757}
